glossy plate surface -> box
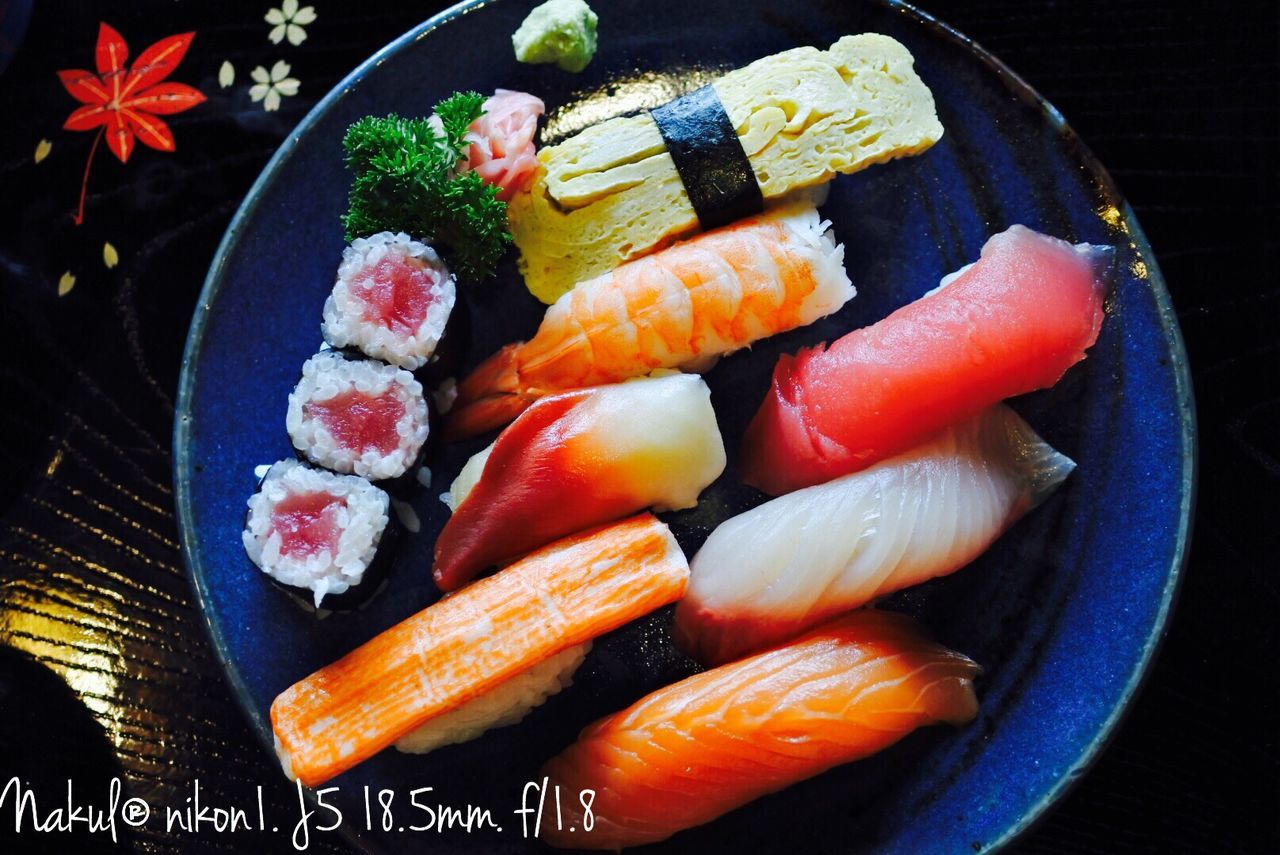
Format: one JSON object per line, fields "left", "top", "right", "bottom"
{"left": 174, "top": 1, "right": 1194, "bottom": 851}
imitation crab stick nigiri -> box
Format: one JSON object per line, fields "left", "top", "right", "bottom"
{"left": 434, "top": 373, "right": 724, "bottom": 591}
{"left": 446, "top": 203, "right": 853, "bottom": 439}
{"left": 540, "top": 609, "right": 980, "bottom": 850}
{"left": 271, "top": 514, "right": 689, "bottom": 787}
{"left": 743, "top": 225, "right": 1111, "bottom": 496}
{"left": 676, "top": 405, "right": 1074, "bottom": 665}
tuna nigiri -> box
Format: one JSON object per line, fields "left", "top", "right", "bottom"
{"left": 677, "top": 405, "right": 1074, "bottom": 665}
{"left": 742, "top": 225, "right": 1110, "bottom": 495}
{"left": 446, "top": 203, "right": 853, "bottom": 439}
{"left": 271, "top": 514, "right": 688, "bottom": 787}
{"left": 434, "top": 373, "right": 724, "bottom": 591}
{"left": 540, "top": 609, "right": 980, "bottom": 850}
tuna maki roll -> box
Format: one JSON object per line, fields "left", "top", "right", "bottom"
{"left": 322, "top": 232, "right": 457, "bottom": 371}
{"left": 243, "top": 460, "right": 397, "bottom": 609}
{"left": 287, "top": 351, "right": 429, "bottom": 482}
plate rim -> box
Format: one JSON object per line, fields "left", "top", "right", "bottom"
{"left": 172, "top": 0, "right": 1197, "bottom": 851}
{"left": 172, "top": 0, "right": 494, "bottom": 815}
{"left": 878, "top": 3, "right": 1197, "bottom": 848}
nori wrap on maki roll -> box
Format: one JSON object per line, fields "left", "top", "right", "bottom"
{"left": 243, "top": 460, "right": 400, "bottom": 611}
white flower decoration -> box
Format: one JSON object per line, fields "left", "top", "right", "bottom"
{"left": 249, "top": 60, "right": 301, "bottom": 112}
{"left": 265, "top": 0, "right": 317, "bottom": 46}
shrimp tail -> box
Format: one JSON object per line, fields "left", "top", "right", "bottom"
{"left": 444, "top": 344, "right": 537, "bottom": 440}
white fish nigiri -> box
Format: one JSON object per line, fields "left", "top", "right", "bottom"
{"left": 675, "top": 405, "right": 1074, "bottom": 664}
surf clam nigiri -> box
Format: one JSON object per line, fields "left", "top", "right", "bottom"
{"left": 743, "top": 225, "right": 1111, "bottom": 496}
{"left": 434, "top": 373, "right": 724, "bottom": 591}
{"left": 676, "top": 405, "right": 1074, "bottom": 665}
{"left": 272, "top": 514, "right": 689, "bottom": 786}
{"left": 540, "top": 609, "right": 980, "bottom": 850}
{"left": 446, "top": 202, "right": 854, "bottom": 439}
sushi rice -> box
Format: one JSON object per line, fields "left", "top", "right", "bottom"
{"left": 243, "top": 460, "right": 391, "bottom": 608}
{"left": 322, "top": 232, "right": 457, "bottom": 370}
{"left": 395, "top": 642, "right": 590, "bottom": 754}
{"left": 768, "top": 203, "right": 854, "bottom": 328}
{"left": 287, "top": 351, "right": 429, "bottom": 481}
{"left": 270, "top": 514, "right": 689, "bottom": 786}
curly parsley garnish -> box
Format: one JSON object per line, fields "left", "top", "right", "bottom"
{"left": 341, "top": 92, "right": 511, "bottom": 281}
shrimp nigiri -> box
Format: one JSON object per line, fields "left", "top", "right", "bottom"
{"left": 434, "top": 373, "right": 724, "bottom": 591}
{"left": 743, "top": 225, "right": 1110, "bottom": 495}
{"left": 446, "top": 203, "right": 853, "bottom": 439}
{"left": 676, "top": 405, "right": 1074, "bottom": 665}
{"left": 540, "top": 609, "right": 980, "bottom": 850}
{"left": 271, "top": 514, "right": 689, "bottom": 787}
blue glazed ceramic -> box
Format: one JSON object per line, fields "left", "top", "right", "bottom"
{"left": 174, "top": 1, "right": 1195, "bottom": 852}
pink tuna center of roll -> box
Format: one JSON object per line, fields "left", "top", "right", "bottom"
{"left": 271, "top": 491, "right": 344, "bottom": 557}
{"left": 306, "top": 389, "right": 406, "bottom": 456}
{"left": 351, "top": 255, "right": 441, "bottom": 336}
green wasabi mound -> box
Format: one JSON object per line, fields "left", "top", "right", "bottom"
{"left": 512, "top": 0, "right": 598, "bottom": 73}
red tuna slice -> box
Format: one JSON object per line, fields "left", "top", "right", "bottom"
{"left": 270, "top": 491, "right": 343, "bottom": 558}
{"left": 306, "top": 389, "right": 406, "bottom": 456}
{"left": 742, "top": 225, "right": 1111, "bottom": 496}
{"left": 351, "top": 254, "right": 446, "bottom": 336}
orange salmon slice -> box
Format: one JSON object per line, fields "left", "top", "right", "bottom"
{"left": 541, "top": 609, "right": 980, "bottom": 850}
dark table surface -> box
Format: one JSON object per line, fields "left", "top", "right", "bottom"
{"left": 0, "top": 1, "right": 1276, "bottom": 853}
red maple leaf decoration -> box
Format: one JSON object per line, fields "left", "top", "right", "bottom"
{"left": 58, "top": 23, "right": 206, "bottom": 224}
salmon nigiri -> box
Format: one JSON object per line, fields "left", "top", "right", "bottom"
{"left": 540, "top": 609, "right": 980, "bottom": 850}
{"left": 271, "top": 514, "right": 688, "bottom": 787}
{"left": 743, "top": 225, "right": 1111, "bottom": 495}
{"left": 446, "top": 203, "right": 853, "bottom": 439}
{"left": 434, "top": 373, "right": 724, "bottom": 591}
{"left": 677, "top": 405, "right": 1074, "bottom": 665}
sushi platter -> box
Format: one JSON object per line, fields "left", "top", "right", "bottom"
{"left": 174, "top": 0, "right": 1193, "bottom": 852}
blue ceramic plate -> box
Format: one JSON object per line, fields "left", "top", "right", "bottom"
{"left": 175, "top": 1, "right": 1194, "bottom": 852}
